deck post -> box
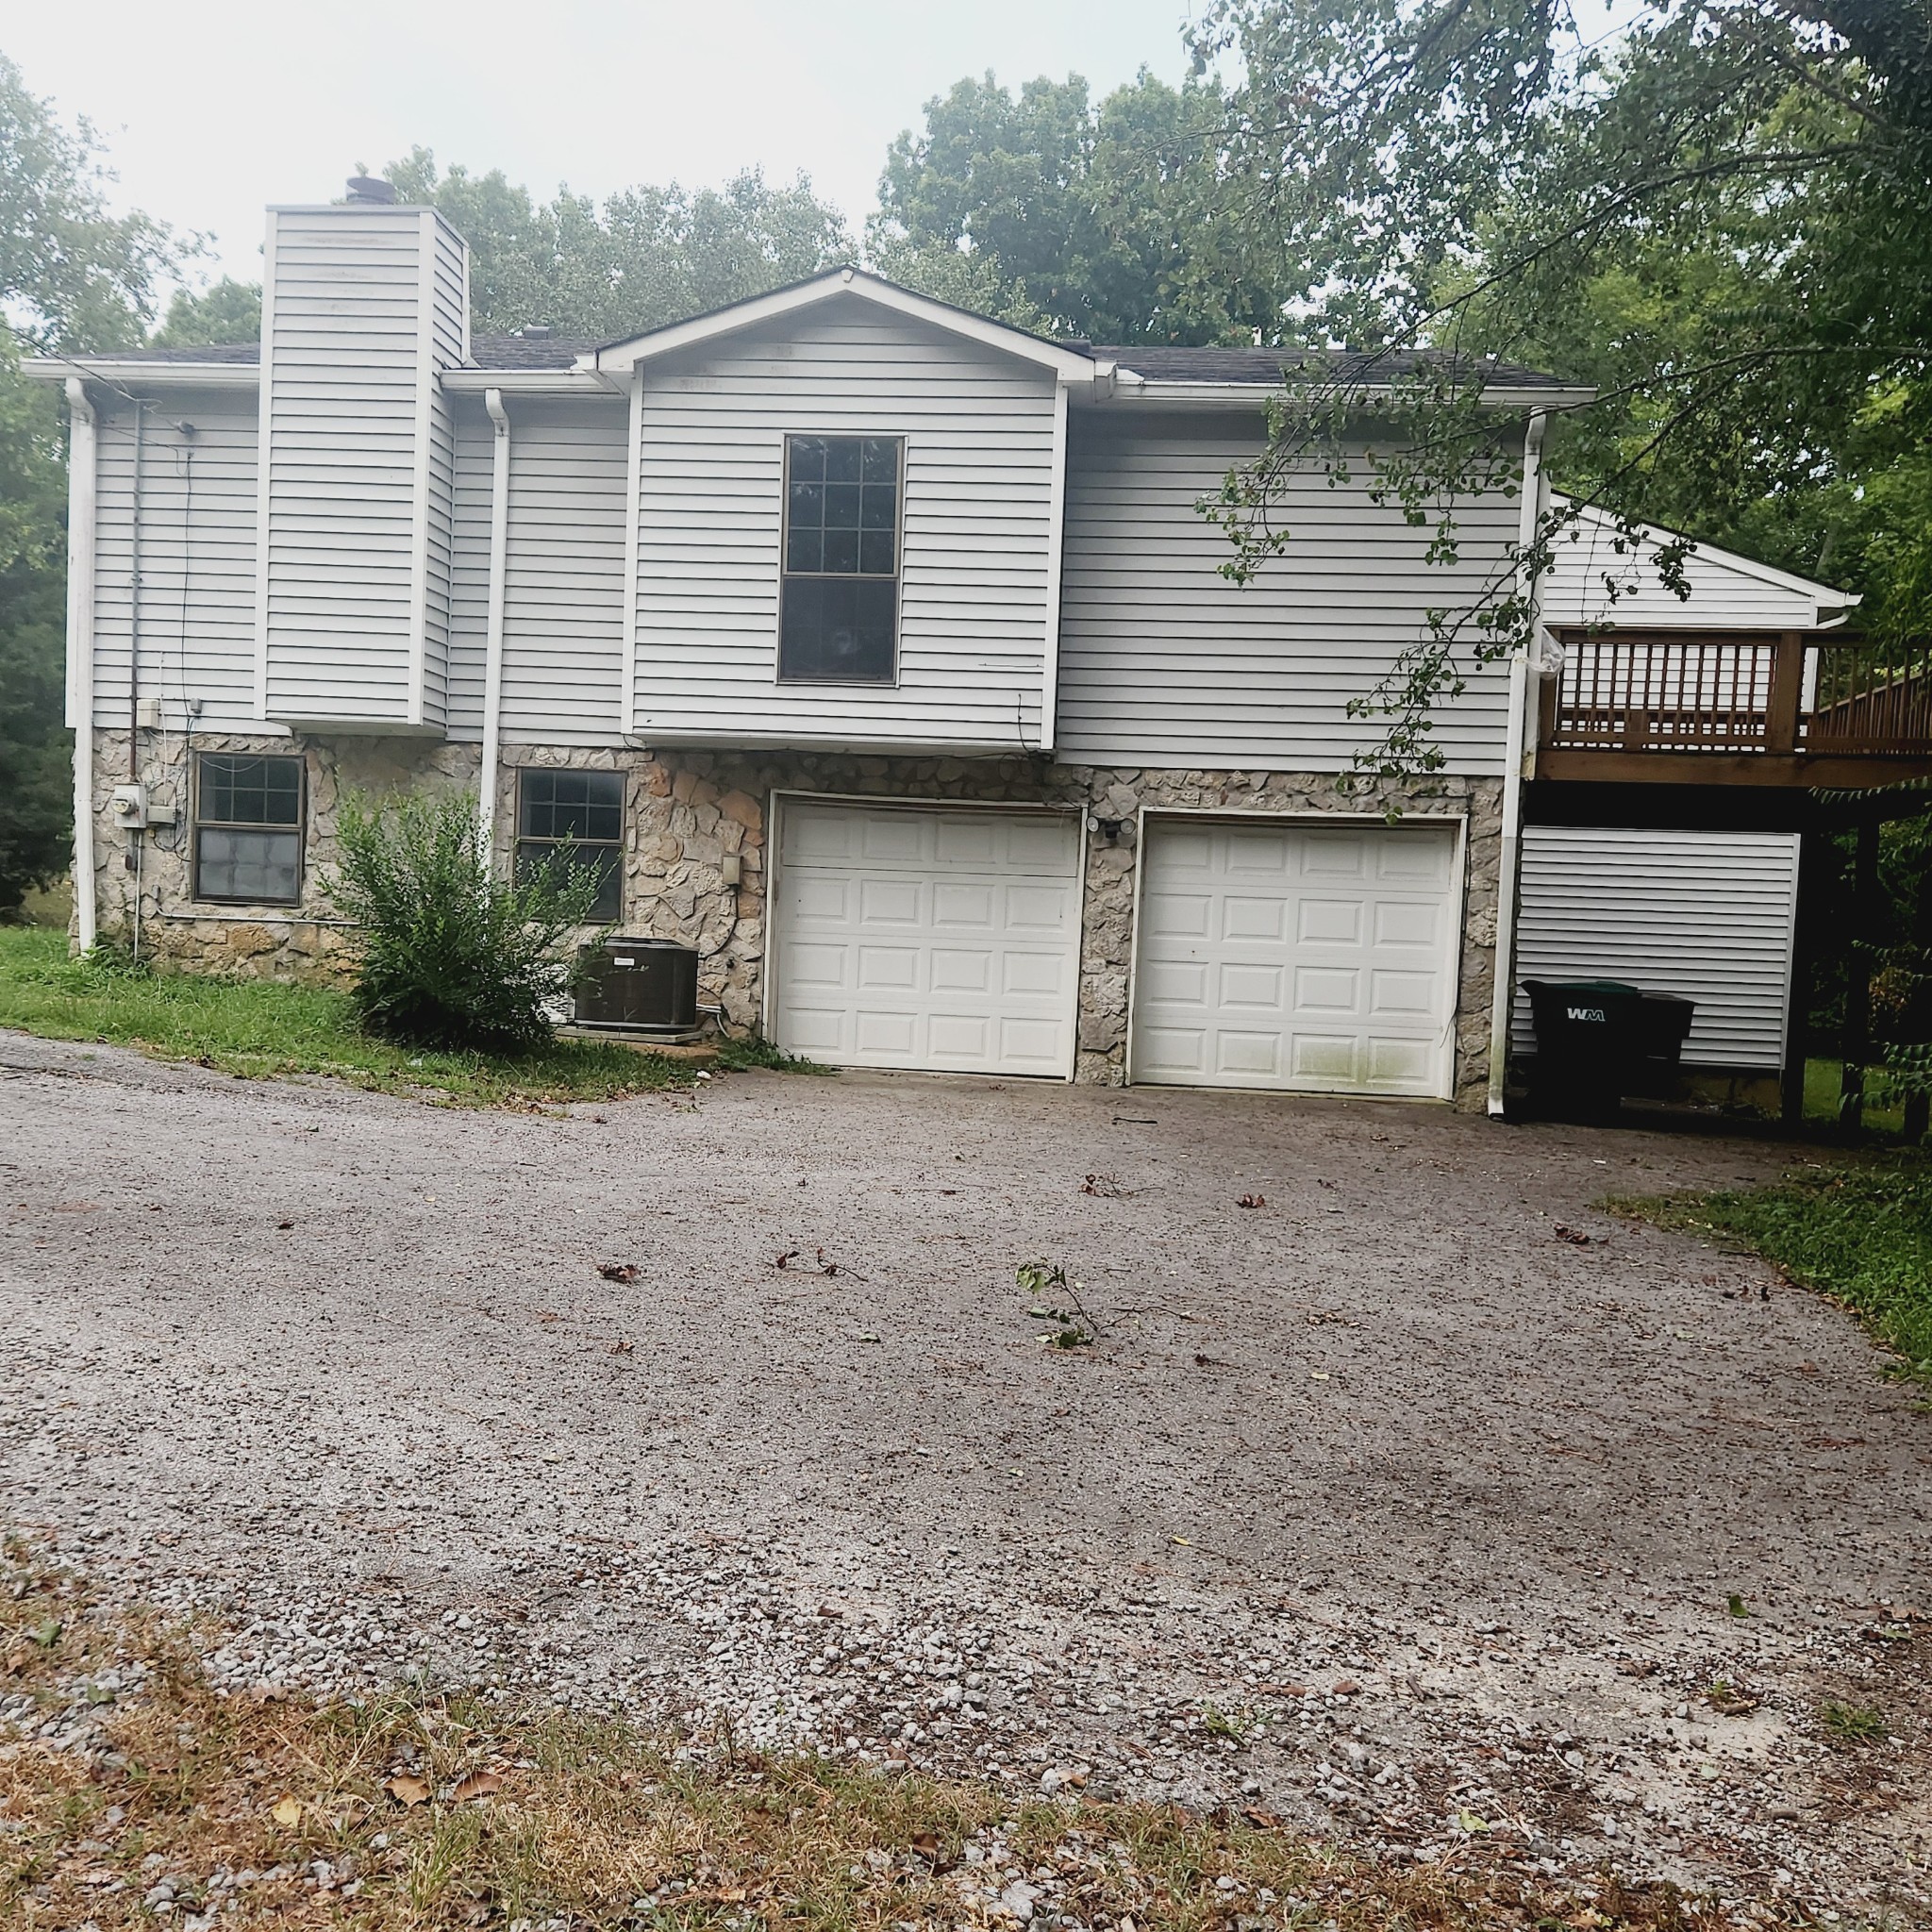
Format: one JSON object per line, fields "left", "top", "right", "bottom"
{"left": 1765, "top": 631, "right": 1805, "bottom": 754}
{"left": 1838, "top": 818, "right": 1878, "bottom": 1133}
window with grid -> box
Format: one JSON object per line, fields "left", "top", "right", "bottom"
{"left": 779, "top": 434, "right": 901, "bottom": 683}
{"left": 515, "top": 770, "right": 625, "bottom": 922}
{"left": 193, "top": 753, "right": 304, "bottom": 905}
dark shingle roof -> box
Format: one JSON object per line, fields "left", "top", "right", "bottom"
{"left": 83, "top": 334, "right": 592, "bottom": 371}
{"left": 93, "top": 341, "right": 261, "bottom": 363}
{"left": 472, "top": 333, "right": 595, "bottom": 370}
{"left": 1094, "top": 344, "right": 1576, "bottom": 390}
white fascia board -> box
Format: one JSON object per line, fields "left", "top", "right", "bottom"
{"left": 582, "top": 269, "right": 1098, "bottom": 382}
{"left": 628, "top": 727, "right": 1044, "bottom": 758}
{"left": 22, "top": 357, "right": 258, "bottom": 391}
{"left": 1550, "top": 492, "right": 1861, "bottom": 615}
{"left": 1090, "top": 375, "right": 1597, "bottom": 412}
{"left": 441, "top": 369, "right": 618, "bottom": 395}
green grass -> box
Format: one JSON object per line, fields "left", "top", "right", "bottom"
{"left": 1802, "top": 1056, "right": 1906, "bottom": 1136}
{"left": 713, "top": 1030, "right": 834, "bottom": 1074}
{"left": 1613, "top": 1156, "right": 1932, "bottom": 1380}
{"left": 0, "top": 925, "right": 705, "bottom": 1108}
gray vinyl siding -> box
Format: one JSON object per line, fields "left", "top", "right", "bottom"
{"left": 445, "top": 408, "right": 492, "bottom": 740}
{"left": 1512, "top": 826, "right": 1800, "bottom": 1070}
{"left": 259, "top": 205, "right": 465, "bottom": 728}
{"left": 631, "top": 299, "right": 1057, "bottom": 747}
{"left": 500, "top": 398, "right": 630, "bottom": 745}
{"left": 1541, "top": 505, "right": 1829, "bottom": 629}
{"left": 91, "top": 395, "right": 265, "bottom": 732}
{"left": 1057, "top": 415, "right": 1518, "bottom": 774}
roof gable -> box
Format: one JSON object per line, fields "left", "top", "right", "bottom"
{"left": 1550, "top": 494, "right": 1859, "bottom": 623}
{"left": 579, "top": 268, "right": 1099, "bottom": 382}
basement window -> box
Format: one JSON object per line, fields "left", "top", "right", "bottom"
{"left": 192, "top": 753, "right": 304, "bottom": 905}
{"left": 779, "top": 434, "right": 902, "bottom": 683}
{"left": 515, "top": 769, "right": 625, "bottom": 922}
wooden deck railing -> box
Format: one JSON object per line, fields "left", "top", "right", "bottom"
{"left": 1542, "top": 628, "right": 1932, "bottom": 759}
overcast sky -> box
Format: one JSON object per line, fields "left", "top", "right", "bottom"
{"left": 8, "top": 1, "right": 1207, "bottom": 291}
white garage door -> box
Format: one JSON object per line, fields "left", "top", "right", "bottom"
{"left": 1133, "top": 817, "right": 1461, "bottom": 1097}
{"left": 770, "top": 800, "right": 1082, "bottom": 1077}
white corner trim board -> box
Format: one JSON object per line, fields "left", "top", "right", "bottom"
{"left": 65, "top": 377, "right": 99, "bottom": 953}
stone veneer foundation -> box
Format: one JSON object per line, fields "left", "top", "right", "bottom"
{"left": 85, "top": 732, "right": 1504, "bottom": 1102}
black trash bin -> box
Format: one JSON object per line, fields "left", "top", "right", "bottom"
{"left": 1522, "top": 978, "right": 1645, "bottom": 1121}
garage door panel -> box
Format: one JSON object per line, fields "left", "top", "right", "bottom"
{"left": 930, "top": 949, "right": 991, "bottom": 994}
{"left": 858, "top": 814, "right": 927, "bottom": 864}
{"left": 857, "top": 945, "right": 920, "bottom": 992}
{"left": 1300, "top": 831, "right": 1368, "bottom": 876}
{"left": 1294, "top": 965, "right": 1359, "bottom": 1013}
{"left": 1216, "top": 1031, "right": 1282, "bottom": 1076}
{"left": 1374, "top": 900, "right": 1441, "bottom": 947}
{"left": 1002, "top": 950, "right": 1067, "bottom": 997}
{"left": 858, "top": 877, "right": 923, "bottom": 925}
{"left": 773, "top": 802, "right": 1080, "bottom": 1077}
{"left": 1291, "top": 1032, "right": 1359, "bottom": 1081}
{"left": 999, "top": 1017, "right": 1066, "bottom": 1065}
{"left": 1297, "top": 899, "right": 1362, "bottom": 944}
{"left": 1148, "top": 892, "right": 1212, "bottom": 939}
{"left": 1218, "top": 962, "right": 1284, "bottom": 1009}
{"left": 933, "top": 882, "right": 995, "bottom": 928}
{"left": 1136, "top": 817, "right": 1458, "bottom": 1097}
{"left": 786, "top": 942, "right": 849, "bottom": 989}
{"left": 1370, "top": 968, "right": 1438, "bottom": 1015}
{"left": 1378, "top": 835, "right": 1455, "bottom": 884}
{"left": 1223, "top": 895, "right": 1290, "bottom": 941}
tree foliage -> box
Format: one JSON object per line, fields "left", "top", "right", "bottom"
{"left": 382, "top": 150, "right": 852, "bottom": 341}
{"left": 0, "top": 55, "right": 186, "bottom": 913}
{"left": 152, "top": 276, "right": 261, "bottom": 349}
{"left": 872, "top": 69, "right": 1284, "bottom": 344}
{"left": 1190, "top": 0, "right": 1932, "bottom": 772}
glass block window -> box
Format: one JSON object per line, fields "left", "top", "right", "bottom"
{"left": 193, "top": 753, "right": 303, "bottom": 905}
{"left": 515, "top": 769, "right": 624, "bottom": 923}
{"left": 779, "top": 434, "right": 901, "bottom": 683}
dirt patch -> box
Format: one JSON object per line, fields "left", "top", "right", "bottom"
{"left": 1, "top": 1033, "right": 1926, "bottom": 1918}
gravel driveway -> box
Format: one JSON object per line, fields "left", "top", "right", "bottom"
{"left": 3, "top": 1032, "right": 1927, "bottom": 1916}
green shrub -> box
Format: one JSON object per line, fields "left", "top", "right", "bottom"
{"left": 329, "top": 789, "right": 607, "bottom": 1052}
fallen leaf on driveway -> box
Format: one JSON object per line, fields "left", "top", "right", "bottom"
{"left": 1237, "top": 1193, "right": 1265, "bottom": 1208}
{"left": 608, "top": 1339, "right": 635, "bottom": 1355}
{"left": 386, "top": 1774, "right": 432, "bottom": 1807}
{"left": 270, "top": 1795, "right": 303, "bottom": 1826}
{"left": 536, "top": 1310, "right": 561, "bottom": 1324}
{"left": 1241, "top": 1807, "right": 1281, "bottom": 1828}
{"left": 597, "top": 1263, "right": 639, "bottom": 1283}
{"left": 1555, "top": 1225, "right": 1591, "bottom": 1244}
{"left": 451, "top": 1770, "right": 503, "bottom": 1802}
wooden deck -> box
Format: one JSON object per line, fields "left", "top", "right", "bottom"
{"left": 1535, "top": 628, "right": 1932, "bottom": 787}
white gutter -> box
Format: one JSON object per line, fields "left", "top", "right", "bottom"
{"left": 479, "top": 388, "right": 511, "bottom": 866}
{"left": 1487, "top": 408, "right": 1548, "bottom": 1118}
{"left": 64, "top": 378, "right": 99, "bottom": 953}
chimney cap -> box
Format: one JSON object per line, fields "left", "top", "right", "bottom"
{"left": 345, "top": 174, "right": 398, "bottom": 205}
{"left": 520, "top": 323, "right": 554, "bottom": 340}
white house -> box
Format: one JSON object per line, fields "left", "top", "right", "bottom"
{"left": 33, "top": 183, "right": 1874, "bottom": 1111}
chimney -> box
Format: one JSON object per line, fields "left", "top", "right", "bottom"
{"left": 256, "top": 196, "right": 470, "bottom": 732}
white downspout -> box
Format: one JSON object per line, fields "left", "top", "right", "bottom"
{"left": 479, "top": 388, "right": 510, "bottom": 867}
{"left": 65, "top": 377, "right": 99, "bottom": 953}
{"left": 1486, "top": 408, "right": 1548, "bottom": 1118}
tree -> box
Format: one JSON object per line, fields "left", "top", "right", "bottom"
{"left": 153, "top": 276, "right": 261, "bottom": 349}
{"left": 871, "top": 69, "right": 1283, "bottom": 344}
{"left": 381, "top": 150, "right": 852, "bottom": 340}
{"left": 0, "top": 54, "right": 185, "bottom": 914}
{"left": 1192, "top": 0, "right": 1932, "bottom": 774}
